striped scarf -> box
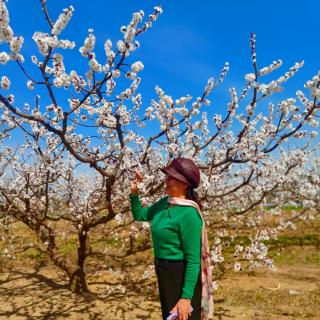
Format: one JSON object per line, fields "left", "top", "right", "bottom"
{"left": 168, "top": 197, "right": 214, "bottom": 319}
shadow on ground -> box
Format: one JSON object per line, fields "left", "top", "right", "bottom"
{"left": 1, "top": 262, "right": 320, "bottom": 320}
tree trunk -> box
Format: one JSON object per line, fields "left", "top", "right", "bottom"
{"left": 69, "top": 229, "right": 89, "bottom": 293}
{"left": 70, "top": 267, "right": 88, "bottom": 293}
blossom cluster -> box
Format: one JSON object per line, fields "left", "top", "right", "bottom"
{"left": 52, "top": 6, "right": 74, "bottom": 36}
{"left": 305, "top": 72, "right": 320, "bottom": 99}
{"left": 32, "top": 31, "right": 75, "bottom": 56}
{"left": 259, "top": 61, "right": 304, "bottom": 95}
{"left": 259, "top": 59, "right": 283, "bottom": 76}
{"left": 0, "top": 1, "right": 24, "bottom": 61}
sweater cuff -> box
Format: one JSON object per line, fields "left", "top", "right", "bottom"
{"left": 130, "top": 194, "right": 140, "bottom": 202}
{"left": 130, "top": 193, "right": 139, "bottom": 199}
{"left": 130, "top": 193, "right": 141, "bottom": 210}
{"left": 181, "top": 292, "right": 193, "bottom": 299}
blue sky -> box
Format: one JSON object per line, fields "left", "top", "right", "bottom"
{"left": 2, "top": 0, "right": 320, "bottom": 149}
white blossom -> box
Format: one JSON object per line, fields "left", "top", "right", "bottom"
{"left": 79, "top": 29, "right": 95, "bottom": 56}
{"left": 245, "top": 73, "right": 256, "bottom": 82}
{"left": 260, "top": 59, "right": 283, "bottom": 76}
{"left": 234, "top": 262, "right": 242, "bottom": 272}
{"left": 131, "top": 61, "right": 144, "bottom": 73}
{"left": 27, "top": 80, "right": 34, "bottom": 90}
{"left": 0, "top": 52, "right": 10, "bottom": 64}
{"left": 1, "top": 76, "right": 10, "bottom": 90}
{"left": 116, "top": 40, "right": 126, "bottom": 53}
{"left": 310, "top": 131, "right": 318, "bottom": 138}
{"left": 9, "top": 36, "right": 24, "bottom": 54}
{"left": 52, "top": 6, "right": 74, "bottom": 36}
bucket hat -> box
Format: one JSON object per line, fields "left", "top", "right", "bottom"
{"left": 161, "top": 157, "right": 200, "bottom": 188}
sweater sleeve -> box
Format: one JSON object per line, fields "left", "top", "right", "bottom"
{"left": 179, "top": 208, "right": 203, "bottom": 299}
{"left": 129, "top": 194, "right": 168, "bottom": 221}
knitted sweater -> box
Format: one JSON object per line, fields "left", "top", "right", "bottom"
{"left": 129, "top": 193, "right": 202, "bottom": 299}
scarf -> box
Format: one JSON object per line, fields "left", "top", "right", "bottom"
{"left": 168, "top": 196, "right": 214, "bottom": 320}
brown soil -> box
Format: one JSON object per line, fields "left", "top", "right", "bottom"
{"left": 1, "top": 218, "right": 319, "bottom": 319}
{"left": 0, "top": 258, "right": 319, "bottom": 320}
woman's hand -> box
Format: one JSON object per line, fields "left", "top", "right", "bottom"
{"left": 130, "top": 169, "right": 143, "bottom": 195}
{"left": 169, "top": 298, "right": 192, "bottom": 320}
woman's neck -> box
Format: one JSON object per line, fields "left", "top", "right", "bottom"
{"left": 169, "top": 194, "right": 186, "bottom": 199}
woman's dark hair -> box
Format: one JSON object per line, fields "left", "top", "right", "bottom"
{"left": 187, "top": 186, "right": 202, "bottom": 211}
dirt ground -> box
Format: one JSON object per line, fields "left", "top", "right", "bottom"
{"left": 0, "top": 248, "right": 319, "bottom": 320}
{"left": 1, "top": 217, "right": 319, "bottom": 319}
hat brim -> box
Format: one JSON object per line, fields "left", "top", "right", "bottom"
{"left": 161, "top": 166, "right": 191, "bottom": 186}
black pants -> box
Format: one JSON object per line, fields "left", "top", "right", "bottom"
{"left": 154, "top": 258, "right": 202, "bottom": 320}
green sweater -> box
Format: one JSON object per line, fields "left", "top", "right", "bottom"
{"left": 129, "top": 194, "right": 202, "bottom": 299}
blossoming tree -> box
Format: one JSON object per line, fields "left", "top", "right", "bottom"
{"left": 0, "top": 133, "right": 159, "bottom": 293}
{"left": 0, "top": 0, "right": 319, "bottom": 293}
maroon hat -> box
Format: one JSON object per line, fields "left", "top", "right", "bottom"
{"left": 161, "top": 157, "right": 201, "bottom": 188}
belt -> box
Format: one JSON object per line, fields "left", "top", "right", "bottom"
{"left": 154, "top": 257, "right": 185, "bottom": 266}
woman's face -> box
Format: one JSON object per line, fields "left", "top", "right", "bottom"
{"left": 164, "top": 175, "right": 188, "bottom": 198}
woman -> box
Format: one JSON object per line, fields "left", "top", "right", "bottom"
{"left": 130, "top": 157, "right": 214, "bottom": 320}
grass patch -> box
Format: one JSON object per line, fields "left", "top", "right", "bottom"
{"left": 226, "top": 205, "right": 304, "bottom": 214}
{"left": 305, "top": 252, "right": 320, "bottom": 266}
{"left": 271, "top": 246, "right": 320, "bottom": 266}
{"left": 265, "top": 235, "right": 320, "bottom": 247}
{"left": 260, "top": 205, "right": 303, "bottom": 212}
{"left": 58, "top": 240, "right": 78, "bottom": 255}
{"left": 211, "top": 234, "right": 320, "bottom": 251}
{"left": 20, "top": 248, "right": 46, "bottom": 259}
{"left": 90, "top": 236, "right": 118, "bottom": 246}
